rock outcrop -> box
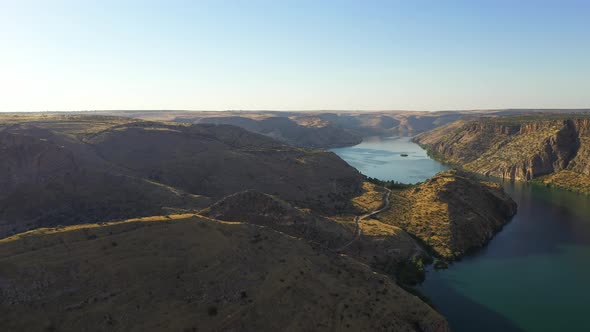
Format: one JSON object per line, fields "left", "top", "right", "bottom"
{"left": 414, "top": 115, "right": 590, "bottom": 194}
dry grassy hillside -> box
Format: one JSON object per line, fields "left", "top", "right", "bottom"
{"left": 0, "top": 215, "right": 449, "bottom": 332}
{"left": 87, "top": 110, "right": 474, "bottom": 147}
{"left": 201, "top": 190, "right": 427, "bottom": 278}
{"left": 0, "top": 122, "right": 210, "bottom": 237}
{"left": 378, "top": 170, "right": 517, "bottom": 260}
{"left": 0, "top": 114, "right": 364, "bottom": 237}
{"left": 85, "top": 121, "right": 364, "bottom": 211}
{"left": 196, "top": 116, "right": 363, "bottom": 148}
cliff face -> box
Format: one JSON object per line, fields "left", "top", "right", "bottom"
{"left": 378, "top": 170, "right": 517, "bottom": 260}
{"left": 414, "top": 115, "right": 590, "bottom": 194}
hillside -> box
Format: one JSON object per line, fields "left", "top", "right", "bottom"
{"left": 85, "top": 121, "right": 364, "bottom": 211}
{"left": 414, "top": 114, "right": 590, "bottom": 194}
{"left": 0, "top": 215, "right": 449, "bottom": 332}
{"left": 0, "top": 115, "right": 365, "bottom": 237}
{"left": 0, "top": 113, "right": 527, "bottom": 331}
{"left": 377, "top": 170, "right": 517, "bottom": 260}
{"left": 195, "top": 116, "right": 363, "bottom": 149}
{"left": 79, "top": 109, "right": 590, "bottom": 149}
{"left": 201, "top": 190, "right": 427, "bottom": 276}
{"left": 0, "top": 123, "right": 210, "bottom": 237}
{"left": 88, "top": 110, "right": 473, "bottom": 148}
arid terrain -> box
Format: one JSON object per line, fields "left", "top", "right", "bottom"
{"left": 0, "top": 112, "right": 523, "bottom": 331}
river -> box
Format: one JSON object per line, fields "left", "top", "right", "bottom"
{"left": 331, "top": 136, "right": 590, "bottom": 332}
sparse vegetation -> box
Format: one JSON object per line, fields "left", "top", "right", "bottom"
{"left": 366, "top": 177, "right": 415, "bottom": 190}
{"left": 415, "top": 115, "right": 590, "bottom": 194}
{"left": 0, "top": 215, "right": 448, "bottom": 331}
{"left": 378, "top": 170, "right": 517, "bottom": 260}
{"left": 395, "top": 256, "right": 426, "bottom": 286}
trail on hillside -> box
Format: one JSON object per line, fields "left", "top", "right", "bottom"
{"left": 335, "top": 188, "right": 391, "bottom": 252}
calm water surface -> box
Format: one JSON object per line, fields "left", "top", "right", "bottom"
{"left": 331, "top": 136, "right": 449, "bottom": 183}
{"left": 332, "top": 136, "right": 590, "bottom": 332}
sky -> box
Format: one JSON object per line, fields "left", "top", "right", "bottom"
{"left": 1, "top": 0, "right": 589, "bottom": 112}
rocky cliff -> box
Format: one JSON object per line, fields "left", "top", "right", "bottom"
{"left": 414, "top": 115, "right": 590, "bottom": 194}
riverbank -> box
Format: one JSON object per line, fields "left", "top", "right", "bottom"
{"left": 332, "top": 136, "right": 590, "bottom": 332}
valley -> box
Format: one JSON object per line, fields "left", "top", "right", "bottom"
{"left": 3, "top": 111, "right": 589, "bottom": 331}
{"left": 5, "top": 2, "right": 589, "bottom": 331}
{"left": 332, "top": 133, "right": 590, "bottom": 332}
{"left": 0, "top": 113, "right": 522, "bottom": 331}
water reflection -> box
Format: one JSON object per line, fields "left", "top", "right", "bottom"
{"left": 331, "top": 136, "right": 449, "bottom": 184}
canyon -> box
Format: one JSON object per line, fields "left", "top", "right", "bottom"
{"left": 414, "top": 114, "right": 590, "bottom": 194}
{"left": 0, "top": 113, "right": 522, "bottom": 331}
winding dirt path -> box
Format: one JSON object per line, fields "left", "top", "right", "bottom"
{"left": 335, "top": 188, "right": 391, "bottom": 252}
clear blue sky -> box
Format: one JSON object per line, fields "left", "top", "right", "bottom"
{"left": 1, "top": 0, "right": 589, "bottom": 111}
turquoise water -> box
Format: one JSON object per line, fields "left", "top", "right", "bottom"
{"left": 331, "top": 136, "right": 449, "bottom": 184}
{"left": 332, "top": 137, "right": 590, "bottom": 332}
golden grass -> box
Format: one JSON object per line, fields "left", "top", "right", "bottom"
{"left": 382, "top": 185, "right": 455, "bottom": 258}
{"left": 0, "top": 215, "right": 447, "bottom": 331}
{"left": 377, "top": 170, "right": 515, "bottom": 260}
{"left": 359, "top": 218, "right": 405, "bottom": 237}
{"left": 536, "top": 170, "right": 590, "bottom": 195}
{"left": 0, "top": 214, "right": 199, "bottom": 245}
{"left": 351, "top": 182, "right": 387, "bottom": 213}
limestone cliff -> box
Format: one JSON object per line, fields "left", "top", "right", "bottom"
{"left": 414, "top": 115, "right": 590, "bottom": 194}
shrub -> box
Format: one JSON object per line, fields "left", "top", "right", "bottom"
{"left": 207, "top": 306, "right": 218, "bottom": 316}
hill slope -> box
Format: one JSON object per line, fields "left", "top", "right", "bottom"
{"left": 377, "top": 170, "right": 517, "bottom": 259}
{"left": 0, "top": 215, "right": 450, "bottom": 332}
{"left": 0, "top": 124, "right": 209, "bottom": 237}
{"left": 0, "top": 115, "right": 364, "bottom": 236}
{"left": 197, "top": 116, "right": 363, "bottom": 148}
{"left": 85, "top": 121, "right": 364, "bottom": 211}
{"left": 201, "top": 190, "right": 427, "bottom": 273}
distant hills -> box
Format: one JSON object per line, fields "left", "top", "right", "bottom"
{"left": 0, "top": 114, "right": 363, "bottom": 237}
{"left": 75, "top": 109, "right": 589, "bottom": 149}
